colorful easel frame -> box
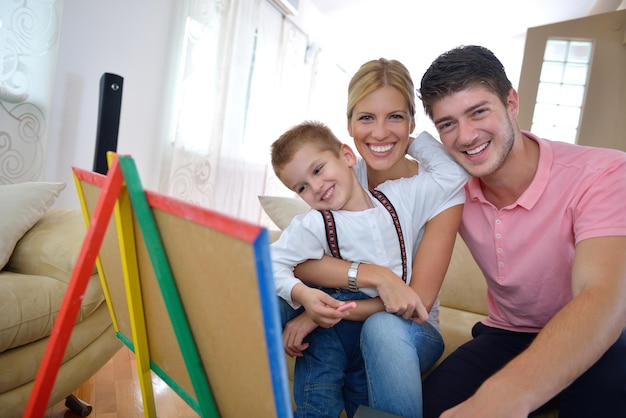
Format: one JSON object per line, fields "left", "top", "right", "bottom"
{"left": 24, "top": 155, "right": 291, "bottom": 418}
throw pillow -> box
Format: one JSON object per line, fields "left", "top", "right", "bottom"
{"left": 0, "top": 182, "right": 66, "bottom": 270}
{"left": 258, "top": 195, "right": 310, "bottom": 230}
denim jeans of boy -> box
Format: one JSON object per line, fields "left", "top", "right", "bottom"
{"left": 360, "top": 311, "right": 444, "bottom": 418}
{"left": 279, "top": 289, "right": 370, "bottom": 418}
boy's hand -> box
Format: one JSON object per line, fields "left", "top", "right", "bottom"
{"left": 282, "top": 313, "right": 317, "bottom": 357}
{"left": 292, "top": 284, "right": 351, "bottom": 328}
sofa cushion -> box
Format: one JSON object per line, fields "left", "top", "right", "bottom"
{"left": 0, "top": 298, "right": 113, "bottom": 393}
{"left": 6, "top": 209, "right": 94, "bottom": 280}
{"left": 258, "top": 195, "right": 309, "bottom": 230}
{"left": 439, "top": 236, "right": 489, "bottom": 316}
{"left": 0, "top": 209, "right": 105, "bottom": 353}
{"left": 0, "top": 270, "right": 105, "bottom": 354}
{"left": 0, "top": 182, "right": 65, "bottom": 270}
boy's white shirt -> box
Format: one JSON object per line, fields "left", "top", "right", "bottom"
{"left": 271, "top": 132, "right": 468, "bottom": 328}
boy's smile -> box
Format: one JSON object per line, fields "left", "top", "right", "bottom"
{"left": 278, "top": 143, "right": 372, "bottom": 212}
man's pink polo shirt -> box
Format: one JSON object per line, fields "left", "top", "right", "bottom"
{"left": 460, "top": 132, "right": 626, "bottom": 333}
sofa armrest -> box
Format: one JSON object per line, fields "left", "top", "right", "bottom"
{"left": 5, "top": 209, "right": 93, "bottom": 282}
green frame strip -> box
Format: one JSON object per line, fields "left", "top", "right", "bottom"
{"left": 117, "top": 155, "right": 219, "bottom": 418}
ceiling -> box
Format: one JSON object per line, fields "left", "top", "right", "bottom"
{"left": 307, "top": 0, "right": 625, "bottom": 82}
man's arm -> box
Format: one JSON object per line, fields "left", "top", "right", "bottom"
{"left": 442, "top": 236, "right": 626, "bottom": 418}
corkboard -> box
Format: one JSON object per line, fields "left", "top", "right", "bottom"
{"left": 72, "top": 156, "right": 291, "bottom": 418}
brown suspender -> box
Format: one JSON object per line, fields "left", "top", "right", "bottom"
{"left": 320, "top": 210, "right": 341, "bottom": 259}
{"left": 319, "top": 189, "right": 407, "bottom": 283}
{"left": 369, "top": 189, "right": 408, "bottom": 283}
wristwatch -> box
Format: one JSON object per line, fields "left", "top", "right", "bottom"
{"left": 348, "top": 262, "right": 359, "bottom": 292}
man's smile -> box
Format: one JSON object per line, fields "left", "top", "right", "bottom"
{"left": 465, "top": 141, "right": 489, "bottom": 156}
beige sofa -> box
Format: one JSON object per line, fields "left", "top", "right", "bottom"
{"left": 261, "top": 195, "right": 558, "bottom": 418}
{"left": 0, "top": 207, "right": 121, "bottom": 417}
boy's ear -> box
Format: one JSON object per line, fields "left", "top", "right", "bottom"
{"left": 341, "top": 144, "right": 357, "bottom": 167}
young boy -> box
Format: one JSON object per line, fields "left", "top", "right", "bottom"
{"left": 270, "top": 120, "right": 467, "bottom": 418}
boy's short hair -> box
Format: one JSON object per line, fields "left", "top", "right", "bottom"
{"left": 418, "top": 45, "right": 513, "bottom": 119}
{"left": 271, "top": 121, "right": 342, "bottom": 176}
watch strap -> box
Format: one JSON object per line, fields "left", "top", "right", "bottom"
{"left": 348, "top": 262, "right": 359, "bottom": 292}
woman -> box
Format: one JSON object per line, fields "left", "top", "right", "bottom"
{"left": 289, "top": 58, "right": 466, "bottom": 417}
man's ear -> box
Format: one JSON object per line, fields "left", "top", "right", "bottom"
{"left": 507, "top": 88, "right": 520, "bottom": 118}
{"left": 341, "top": 144, "right": 357, "bottom": 167}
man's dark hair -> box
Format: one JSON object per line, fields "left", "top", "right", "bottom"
{"left": 418, "top": 45, "right": 513, "bottom": 119}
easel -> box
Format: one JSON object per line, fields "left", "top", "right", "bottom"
{"left": 23, "top": 154, "right": 291, "bottom": 418}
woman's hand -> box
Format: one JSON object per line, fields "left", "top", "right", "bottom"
{"left": 359, "top": 264, "right": 429, "bottom": 322}
{"left": 379, "top": 279, "right": 429, "bottom": 322}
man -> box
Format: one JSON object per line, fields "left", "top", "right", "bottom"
{"left": 418, "top": 45, "right": 626, "bottom": 418}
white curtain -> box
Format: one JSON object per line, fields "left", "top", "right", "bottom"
{"left": 0, "top": 0, "right": 63, "bottom": 183}
{"left": 161, "top": 0, "right": 348, "bottom": 227}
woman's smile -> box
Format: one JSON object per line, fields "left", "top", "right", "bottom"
{"left": 368, "top": 142, "right": 396, "bottom": 154}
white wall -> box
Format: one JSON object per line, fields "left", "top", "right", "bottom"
{"left": 45, "top": 0, "right": 575, "bottom": 208}
{"left": 46, "top": 0, "right": 182, "bottom": 208}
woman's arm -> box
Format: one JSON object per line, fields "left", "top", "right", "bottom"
{"left": 408, "top": 132, "right": 469, "bottom": 190}
{"left": 293, "top": 256, "right": 351, "bottom": 288}
{"left": 409, "top": 204, "right": 463, "bottom": 312}
{"left": 283, "top": 205, "right": 461, "bottom": 354}
{"left": 295, "top": 257, "right": 428, "bottom": 321}
{"left": 295, "top": 257, "right": 404, "bottom": 289}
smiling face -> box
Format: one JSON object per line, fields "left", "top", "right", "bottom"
{"left": 431, "top": 85, "right": 518, "bottom": 179}
{"left": 347, "top": 85, "right": 415, "bottom": 175}
{"left": 278, "top": 143, "right": 366, "bottom": 211}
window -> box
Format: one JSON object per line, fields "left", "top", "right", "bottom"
{"left": 531, "top": 39, "right": 593, "bottom": 144}
{"left": 164, "top": 0, "right": 348, "bottom": 226}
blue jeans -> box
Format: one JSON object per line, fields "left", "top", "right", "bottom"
{"left": 280, "top": 289, "right": 371, "bottom": 418}
{"left": 360, "top": 311, "right": 444, "bottom": 418}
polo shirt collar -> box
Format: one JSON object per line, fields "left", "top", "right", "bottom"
{"left": 466, "top": 131, "right": 552, "bottom": 210}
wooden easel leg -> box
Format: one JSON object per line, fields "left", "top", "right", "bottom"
{"left": 23, "top": 158, "right": 124, "bottom": 418}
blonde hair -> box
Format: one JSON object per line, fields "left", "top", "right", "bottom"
{"left": 271, "top": 120, "right": 342, "bottom": 175}
{"left": 347, "top": 58, "right": 416, "bottom": 121}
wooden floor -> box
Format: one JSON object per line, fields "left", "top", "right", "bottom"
{"left": 45, "top": 348, "right": 199, "bottom": 418}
